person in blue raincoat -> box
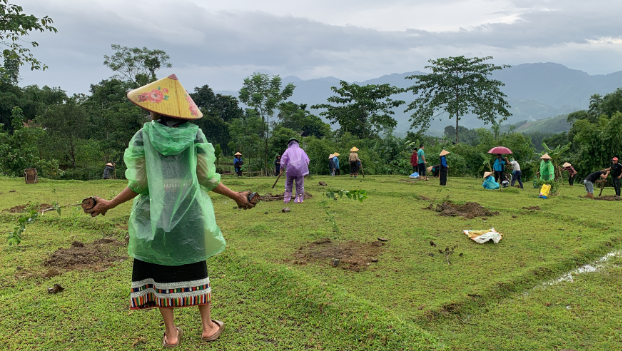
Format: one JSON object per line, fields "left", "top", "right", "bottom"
{"left": 332, "top": 153, "right": 340, "bottom": 175}
{"left": 233, "top": 152, "right": 243, "bottom": 176}
{"left": 482, "top": 171, "right": 500, "bottom": 190}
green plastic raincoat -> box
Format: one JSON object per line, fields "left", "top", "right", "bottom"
{"left": 540, "top": 160, "right": 554, "bottom": 181}
{"left": 124, "top": 121, "right": 224, "bottom": 266}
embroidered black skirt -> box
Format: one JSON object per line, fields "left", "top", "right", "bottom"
{"left": 130, "top": 259, "right": 211, "bottom": 310}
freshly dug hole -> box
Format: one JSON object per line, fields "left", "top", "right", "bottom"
{"left": 594, "top": 195, "right": 621, "bottom": 201}
{"left": 260, "top": 192, "right": 313, "bottom": 202}
{"left": 425, "top": 201, "right": 499, "bottom": 219}
{"left": 291, "top": 238, "right": 385, "bottom": 272}
{"left": 44, "top": 238, "right": 126, "bottom": 272}
{"left": 4, "top": 203, "right": 52, "bottom": 213}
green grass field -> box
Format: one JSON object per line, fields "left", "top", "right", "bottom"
{"left": 1, "top": 175, "right": 621, "bottom": 350}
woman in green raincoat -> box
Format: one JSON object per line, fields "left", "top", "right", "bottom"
{"left": 88, "top": 74, "right": 254, "bottom": 347}
{"left": 540, "top": 153, "right": 555, "bottom": 181}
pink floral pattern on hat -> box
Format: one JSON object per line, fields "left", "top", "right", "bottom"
{"left": 137, "top": 87, "right": 170, "bottom": 103}
{"left": 185, "top": 92, "right": 199, "bottom": 116}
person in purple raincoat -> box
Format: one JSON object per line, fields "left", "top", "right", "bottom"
{"left": 279, "top": 138, "right": 310, "bottom": 203}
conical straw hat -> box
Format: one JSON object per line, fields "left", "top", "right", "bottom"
{"left": 328, "top": 154, "right": 334, "bottom": 159}
{"left": 350, "top": 147, "right": 359, "bottom": 152}
{"left": 127, "top": 74, "right": 202, "bottom": 120}
{"left": 562, "top": 162, "right": 571, "bottom": 168}
{"left": 540, "top": 153, "right": 552, "bottom": 160}
{"left": 483, "top": 171, "right": 493, "bottom": 178}
{"left": 234, "top": 152, "right": 242, "bottom": 156}
{"left": 333, "top": 153, "right": 340, "bottom": 157}
{"left": 440, "top": 149, "right": 450, "bottom": 156}
{"left": 106, "top": 162, "right": 113, "bottom": 166}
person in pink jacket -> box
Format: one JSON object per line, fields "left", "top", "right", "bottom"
{"left": 280, "top": 138, "right": 310, "bottom": 203}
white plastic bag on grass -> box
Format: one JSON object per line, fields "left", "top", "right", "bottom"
{"left": 463, "top": 228, "right": 502, "bottom": 244}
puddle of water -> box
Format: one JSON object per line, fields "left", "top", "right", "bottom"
{"left": 541, "top": 250, "right": 621, "bottom": 286}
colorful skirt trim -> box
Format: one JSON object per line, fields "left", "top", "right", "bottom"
{"left": 130, "top": 259, "right": 211, "bottom": 310}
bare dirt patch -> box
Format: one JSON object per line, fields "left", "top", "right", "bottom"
{"left": 43, "top": 238, "right": 126, "bottom": 272}
{"left": 522, "top": 206, "right": 541, "bottom": 210}
{"left": 4, "top": 203, "right": 52, "bottom": 213}
{"left": 424, "top": 201, "right": 499, "bottom": 219}
{"left": 595, "top": 195, "right": 621, "bottom": 201}
{"left": 260, "top": 192, "right": 313, "bottom": 202}
{"left": 291, "top": 238, "right": 385, "bottom": 272}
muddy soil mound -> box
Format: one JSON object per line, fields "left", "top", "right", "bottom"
{"left": 595, "top": 195, "right": 621, "bottom": 201}
{"left": 260, "top": 192, "right": 313, "bottom": 202}
{"left": 4, "top": 203, "right": 52, "bottom": 213}
{"left": 522, "top": 206, "right": 541, "bottom": 210}
{"left": 291, "top": 238, "right": 385, "bottom": 272}
{"left": 427, "top": 201, "right": 499, "bottom": 219}
{"left": 44, "top": 238, "right": 125, "bottom": 271}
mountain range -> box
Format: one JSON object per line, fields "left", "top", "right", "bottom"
{"left": 216, "top": 63, "right": 622, "bottom": 135}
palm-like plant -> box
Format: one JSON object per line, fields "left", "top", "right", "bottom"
{"left": 478, "top": 153, "right": 493, "bottom": 174}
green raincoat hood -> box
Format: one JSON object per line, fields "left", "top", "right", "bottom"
{"left": 143, "top": 121, "right": 199, "bottom": 156}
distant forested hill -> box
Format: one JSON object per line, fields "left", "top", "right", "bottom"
{"left": 217, "top": 63, "right": 622, "bottom": 134}
{"left": 501, "top": 114, "right": 572, "bottom": 134}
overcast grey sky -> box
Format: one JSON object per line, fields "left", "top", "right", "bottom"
{"left": 16, "top": 0, "right": 622, "bottom": 94}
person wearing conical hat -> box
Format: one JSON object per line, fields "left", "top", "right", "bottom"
{"left": 102, "top": 162, "right": 116, "bottom": 180}
{"left": 482, "top": 171, "right": 500, "bottom": 190}
{"left": 539, "top": 153, "right": 554, "bottom": 181}
{"left": 561, "top": 162, "right": 576, "bottom": 186}
{"left": 87, "top": 74, "right": 255, "bottom": 346}
{"left": 333, "top": 153, "right": 340, "bottom": 176}
{"left": 349, "top": 147, "right": 361, "bottom": 178}
{"left": 439, "top": 150, "right": 449, "bottom": 186}
{"left": 234, "top": 152, "right": 243, "bottom": 177}
{"left": 328, "top": 154, "right": 335, "bottom": 176}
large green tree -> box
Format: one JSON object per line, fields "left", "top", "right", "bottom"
{"left": 0, "top": 106, "right": 58, "bottom": 177}
{"left": 311, "top": 81, "right": 404, "bottom": 139}
{"left": 190, "top": 84, "right": 245, "bottom": 154}
{"left": 0, "top": 1, "right": 57, "bottom": 78}
{"left": 37, "top": 99, "right": 90, "bottom": 168}
{"left": 405, "top": 56, "right": 511, "bottom": 143}
{"left": 238, "top": 73, "right": 295, "bottom": 172}
{"left": 277, "top": 102, "right": 330, "bottom": 139}
{"left": 85, "top": 79, "right": 146, "bottom": 163}
{"left": 191, "top": 85, "right": 244, "bottom": 122}
{"left": 103, "top": 44, "right": 172, "bottom": 86}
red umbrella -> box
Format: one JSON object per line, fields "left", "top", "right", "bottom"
{"left": 488, "top": 146, "right": 513, "bottom": 154}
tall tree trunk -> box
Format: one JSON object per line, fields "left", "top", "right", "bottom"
{"left": 455, "top": 114, "right": 459, "bottom": 143}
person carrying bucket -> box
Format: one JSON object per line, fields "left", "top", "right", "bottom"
{"left": 540, "top": 153, "right": 554, "bottom": 181}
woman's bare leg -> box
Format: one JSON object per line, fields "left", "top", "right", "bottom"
{"left": 159, "top": 308, "right": 179, "bottom": 344}
{"left": 198, "top": 303, "right": 219, "bottom": 338}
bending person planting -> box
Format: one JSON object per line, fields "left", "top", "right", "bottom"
{"left": 280, "top": 138, "right": 310, "bottom": 203}
{"left": 87, "top": 74, "right": 255, "bottom": 348}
